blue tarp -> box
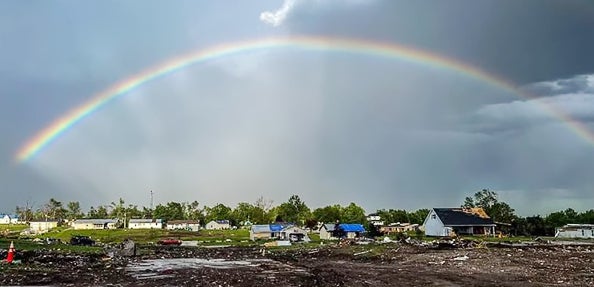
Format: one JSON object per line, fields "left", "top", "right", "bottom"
{"left": 339, "top": 224, "right": 366, "bottom": 232}
{"left": 269, "top": 224, "right": 284, "bottom": 232}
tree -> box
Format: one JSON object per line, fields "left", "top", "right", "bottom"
{"left": 341, "top": 202, "right": 366, "bottom": 224}
{"left": 153, "top": 202, "right": 185, "bottom": 221}
{"left": 66, "top": 201, "right": 83, "bottom": 220}
{"left": 205, "top": 203, "right": 233, "bottom": 224}
{"left": 276, "top": 195, "right": 310, "bottom": 225}
{"left": 312, "top": 205, "right": 342, "bottom": 223}
{"left": 409, "top": 209, "right": 430, "bottom": 225}
{"left": 462, "top": 189, "right": 516, "bottom": 223}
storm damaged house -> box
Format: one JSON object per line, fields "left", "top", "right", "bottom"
{"left": 423, "top": 208, "right": 496, "bottom": 237}
{"left": 555, "top": 224, "right": 594, "bottom": 239}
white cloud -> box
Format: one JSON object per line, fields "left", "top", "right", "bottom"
{"left": 260, "top": 0, "right": 297, "bottom": 27}
{"left": 260, "top": 0, "right": 376, "bottom": 27}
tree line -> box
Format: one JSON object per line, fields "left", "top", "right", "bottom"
{"left": 13, "top": 189, "right": 594, "bottom": 236}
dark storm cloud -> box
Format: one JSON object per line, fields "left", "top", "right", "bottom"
{"left": 273, "top": 0, "right": 594, "bottom": 84}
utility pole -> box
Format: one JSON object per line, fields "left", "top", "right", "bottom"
{"left": 150, "top": 190, "right": 154, "bottom": 210}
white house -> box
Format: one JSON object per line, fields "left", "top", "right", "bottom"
{"left": 366, "top": 213, "right": 384, "bottom": 226}
{"left": 280, "top": 226, "right": 309, "bottom": 242}
{"left": 71, "top": 219, "right": 118, "bottom": 230}
{"left": 250, "top": 224, "right": 284, "bottom": 241}
{"left": 319, "top": 224, "right": 338, "bottom": 240}
{"left": 205, "top": 220, "right": 231, "bottom": 230}
{"left": 555, "top": 224, "right": 594, "bottom": 239}
{"left": 28, "top": 220, "right": 59, "bottom": 234}
{"left": 128, "top": 219, "right": 163, "bottom": 229}
{"left": 0, "top": 214, "right": 19, "bottom": 224}
{"left": 166, "top": 220, "right": 201, "bottom": 232}
{"left": 423, "top": 208, "right": 496, "bottom": 237}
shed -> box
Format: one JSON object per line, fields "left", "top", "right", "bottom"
{"left": 555, "top": 224, "right": 594, "bottom": 239}
{"left": 129, "top": 218, "right": 163, "bottom": 229}
{"left": 167, "top": 220, "right": 201, "bottom": 231}
{"left": 71, "top": 219, "right": 118, "bottom": 230}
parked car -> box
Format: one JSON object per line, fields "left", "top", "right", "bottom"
{"left": 70, "top": 235, "right": 95, "bottom": 246}
{"left": 157, "top": 238, "right": 182, "bottom": 246}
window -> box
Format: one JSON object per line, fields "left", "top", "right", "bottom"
{"left": 582, "top": 230, "right": 585, "bottom": 236}
{"left": 431, "top": 214, "right": 436, "bottom": 220}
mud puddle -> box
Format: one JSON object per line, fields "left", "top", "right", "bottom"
{"left": 126, "top": 258, "right": 273, "bottom": 279}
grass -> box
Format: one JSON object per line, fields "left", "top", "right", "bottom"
{"left": 0, "top": 224, "right": 29, "bottom": 233}
{"left": 38, "top": 228, "right": 250, "bottom": 245}
{"left": 0, "top": 238, "right": 102, "bottom": 254}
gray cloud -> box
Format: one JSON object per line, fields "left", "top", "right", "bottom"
{"left": 2, "top": 1, "right": 594, "bottom": 216}
{"left": 278, "top": 0, "right": 594, "bottom": 84}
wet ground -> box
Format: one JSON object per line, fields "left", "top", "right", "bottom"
{"left": 1, "top": 242, "right": 594, "bottom": 286}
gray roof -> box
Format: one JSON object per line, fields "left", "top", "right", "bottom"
{"left": 320, "top": 224, "right": 336, "bottom": 232}
{"left": 74, "top": 219, "right": 117, "bottom": 224}
{"left": 129, "top": 219, "right": 162, "bottom": 223}
{"left": 251, "top": 224, "right": 272, "bottom": 233}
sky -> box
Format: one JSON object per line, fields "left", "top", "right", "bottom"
{"left": 1, "top": 0, "right": 594, "bottom": 216}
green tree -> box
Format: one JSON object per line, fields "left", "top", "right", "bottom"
{"left": 462, "top": 189, "right": 516, "bottom": 223}
{"left": 205, "top": 203, "right": 233, "bottom": 224}
{"left": 341, "top": 202, "right": 366, "bottom": 224}
{"left": 409, "top": 209, "right": 430, "bottom": 225}
{"left": 276, "top": 195, "right": 310, "bottom": 225}
{"left": 66, "top": 201, "right": 83, "bottom": 220}
{"left": 312, "top": 205, "right": 343, "bottom": 223}
{"left": 153, "top": 202, "right": 185, "bottom": 221}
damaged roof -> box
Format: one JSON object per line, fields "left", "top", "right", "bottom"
{"left": 433, "top": 208, "right": 495, "bottom": 226}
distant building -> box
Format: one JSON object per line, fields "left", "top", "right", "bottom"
{"left": 379, "top": 223, "right": 419, "bottom": 234}
{"left": 319, "top": 223, "right": 366, "bottom": 240}
{"left": 280, "top": 226, "right": 309, "bottom": 242}
{"left": 205, "top": 220, "right": 231, "bottom": 230}
{"left": 423, "top": 208, "right": 496, "bottom": 237}
{"left": 250, "top": 224, "right": 283, "bottom": 241}
{"left": 28, "top": 220, "right": 59, "bottom": 234}
{"left": 366, "top": 214, "right": 384, "bottom": 226}
{"left": 555, "top": 224, "right": 594, "bottom": 239}
{"left": 166, "top": 220, "right": 201, "bottom": 232}
{"left": 0, "top": 214, "right": 19, "bottom": 224}
{"left": 129, "top": 219, "right": 163, "bottom": 229}
{"left": 71, "top": 219, "right": 118, "bottom": 230}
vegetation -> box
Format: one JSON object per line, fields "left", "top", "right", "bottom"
{"left": 8, "top": 189, "right": 594, "bottom": 239}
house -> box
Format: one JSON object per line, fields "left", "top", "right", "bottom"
{"left": 366, "top": 213, "right": 384, "bottom": 226}
{"left": 379, "top": 223, "right": 419, "bottom": 234}
{"left": 341, "top": 224, "right": 366, "bottom": 238}
{"left": 279, "top": 226, "right": 310, "bottom": 242}
{"left": 0, "top": 214, "right": 19, "bottom": 224}
{"left": 28, "top": 220, "right": 59, "bottom": 234}
{"left": 166, "top": 220, "right": 201, "bottom": 232}
{"left": 423, "top": 208, "right": 496, "bottom": 237}
{"left": 71, "top": 219, "right": 118, "bottom": 230}
{"left": 319, "top": 223, "right": 366, "bottom": 240}
{"left": 319, "top": 224, "right": 338, "bottom": 240}
{"left": 205, "top": 220, "right": 231, "bottom": 230}
{"left": 128, "top": 219, "right": 163, "bottom": 229}
{"left": 250, "top": 224, "right": 284, "bottom": 241}
{"left": 555, "top": 224, "right": 594, "bottom": 239}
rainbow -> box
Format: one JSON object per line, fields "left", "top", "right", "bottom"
{"left": 15, "top": 35, "right": 594, "bottom": 162}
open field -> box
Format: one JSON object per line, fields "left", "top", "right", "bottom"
{"left": 1, "top": 241, "right": 594, "bottom": 286}
{"left": 37, "top": 228, "right": 251, "bottom": 244}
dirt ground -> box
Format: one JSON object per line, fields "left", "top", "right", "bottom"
{"left": 1, "top": 242, "right": 593, "bottom": 286}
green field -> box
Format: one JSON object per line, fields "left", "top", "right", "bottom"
{"left": 0, "top": 238, "right": 103, "bottom": 253}
{"left": 38, "top": 228, "right": 251, "bottom": 244}
{"left": 0, "top": 224, "right": 29, "bottom": 233}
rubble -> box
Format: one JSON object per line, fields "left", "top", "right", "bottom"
{"left": 0, "top": 242, "right": 593, "bottom": 286}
